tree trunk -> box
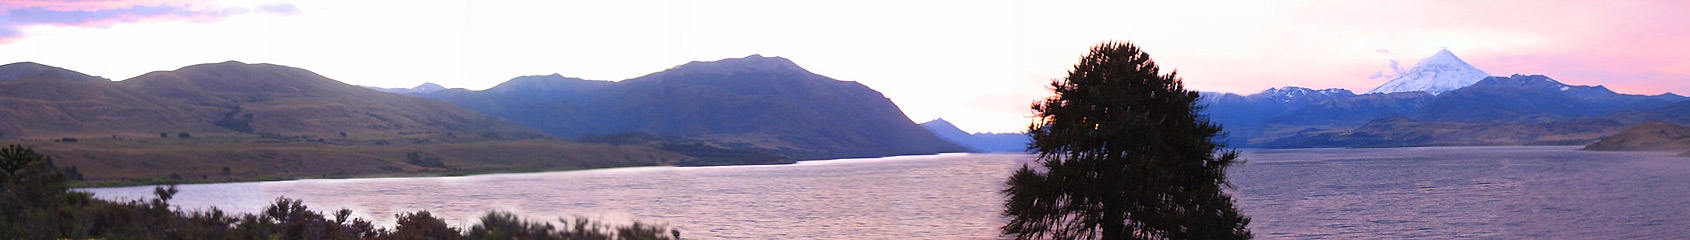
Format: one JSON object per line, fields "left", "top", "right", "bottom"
{"left": 1101, "top": 205, "right": 1125, "bottom": 239}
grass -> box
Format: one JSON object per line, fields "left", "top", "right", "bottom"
{"left": 8, "top": 134, "right": 694, "bottom": 187}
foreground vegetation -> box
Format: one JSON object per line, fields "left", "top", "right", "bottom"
{"left": 0, "top": 144, "right": 681, "bottom": 239}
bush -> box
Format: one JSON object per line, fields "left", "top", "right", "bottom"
{"left": 0, "top": 145, "right": 684, "bottom": 239}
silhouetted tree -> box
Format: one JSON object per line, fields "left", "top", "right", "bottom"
{"left": 1004, "top": 42, "right": 1250, "bottom": 239}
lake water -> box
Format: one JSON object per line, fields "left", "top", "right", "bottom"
{"left": 81, "top": 146, "right": 1690, "bottom": 239}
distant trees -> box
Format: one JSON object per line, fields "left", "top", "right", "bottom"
{"left": 0, "top": 144, "right": 683, "bottom": 239}
{"left": 1003, "top": 42, "right": 1250, "bottom": 239}
{"left": 406, "top": 152, "right": 447, "bottom": 168}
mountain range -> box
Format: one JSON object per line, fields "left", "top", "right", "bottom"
{"left": 1201, "top": 50, "right": 1689, "bottom": 148}
{"left": 406, "top": 55, "right": 969, "bottom": 160}
{"left": 0, "top": 56, "right": 970, "bottom": 185}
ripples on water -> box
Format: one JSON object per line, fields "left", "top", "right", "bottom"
{"left": 1233, "top": 146, "right": 1690, "bottom": 239}
{"left": 82, "top": 147, "right": 1690, "bottom": 239}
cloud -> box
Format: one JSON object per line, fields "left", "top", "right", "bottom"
{"left": 1, "top": 0, "right": 206, "bottom": 12}
{"left": 0, "top": 0, "right": 297, "bottom": 44}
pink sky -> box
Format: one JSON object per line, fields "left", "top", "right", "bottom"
{"left": 1, "top": 0, "right": 1687, "bottom": 133}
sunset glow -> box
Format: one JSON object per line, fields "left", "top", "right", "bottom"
{"left": 2, "top": 0, "right": 1686, "bottom": 133}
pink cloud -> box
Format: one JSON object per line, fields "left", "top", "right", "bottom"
{"left": 0, "top": 0, "right": 298, "bottom": 44}
{"left": 1187, "top": 0, "right": 1690, "bottom": 96}
{"left": 1461, "top": 1, "right": 1690, "bottom": 95}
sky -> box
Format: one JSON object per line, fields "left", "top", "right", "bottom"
{"left": 2, "top": 0, "right": 1688, "bottom": 133}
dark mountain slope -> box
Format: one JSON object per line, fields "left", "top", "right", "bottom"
{"left": 919, "top": 118, "right": 1028, "bottom": 153}
{"left": 1264, "top": 92, "right": 1435, "bottom": 128}
{"left": 1608, "top": 100, "right": 1690, "bottom": 126}
{"left": 424, "top": 74, "right": 618, "bottom": 137}
{"left": 1413, "top": 75, "right": 1685, "bottom": 123}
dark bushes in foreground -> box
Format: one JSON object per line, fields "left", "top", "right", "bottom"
{"left": 0, "top": 144, "right": 680, "bottom": 239}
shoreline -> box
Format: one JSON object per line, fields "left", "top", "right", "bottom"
{"left": 75, "top": 152, "right": 1000, "bottom": 189}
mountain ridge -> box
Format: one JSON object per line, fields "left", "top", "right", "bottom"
{"left": 0, "top": 62, "right": 109, "bottom": 83}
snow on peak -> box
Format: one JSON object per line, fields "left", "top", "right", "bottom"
{"left": 1365, "top": 49, "right": 1491, "bottom": 95}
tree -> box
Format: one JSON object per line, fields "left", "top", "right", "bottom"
{"left": 1003, "top": 42, "right": 1250, "bottom": 239}
{"left": 0, "top": 144, "right": 69, "bottom": 237}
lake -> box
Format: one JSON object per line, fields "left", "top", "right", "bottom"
{"left": 80, "top": 146, "right": 1690, "bottom": 239}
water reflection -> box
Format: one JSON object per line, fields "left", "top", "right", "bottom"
{"left": 83, "top": 153, "right": 1026, "bottom": 239}
{"left": 81, "top": 147, "right": 1690, "bottom": 239}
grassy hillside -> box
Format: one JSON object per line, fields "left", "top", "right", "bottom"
{"left": 1583, "top": 122, "right": 1690, "bottom": 152}
{"left": 7, "top": 137, "right": 689, "bottom": 187}
{"left": 0, "top": 61, "right": 691, "bottom": 186}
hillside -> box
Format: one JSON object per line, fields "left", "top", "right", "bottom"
{"left": 420, "top": 55, "right": 970, "bottom": 160}
{"left": 0, "top": 62, "right": 689, "bottom": 185}
{"left": 1583, "top": 122, "right": 1690, "bottom": 152}
{"left": 1265, "top": 117, "right": 1630, "bottom": 148}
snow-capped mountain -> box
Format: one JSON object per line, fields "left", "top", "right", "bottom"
{"left": 1366, "top": 49, "right": 1492, "bottom": 95}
